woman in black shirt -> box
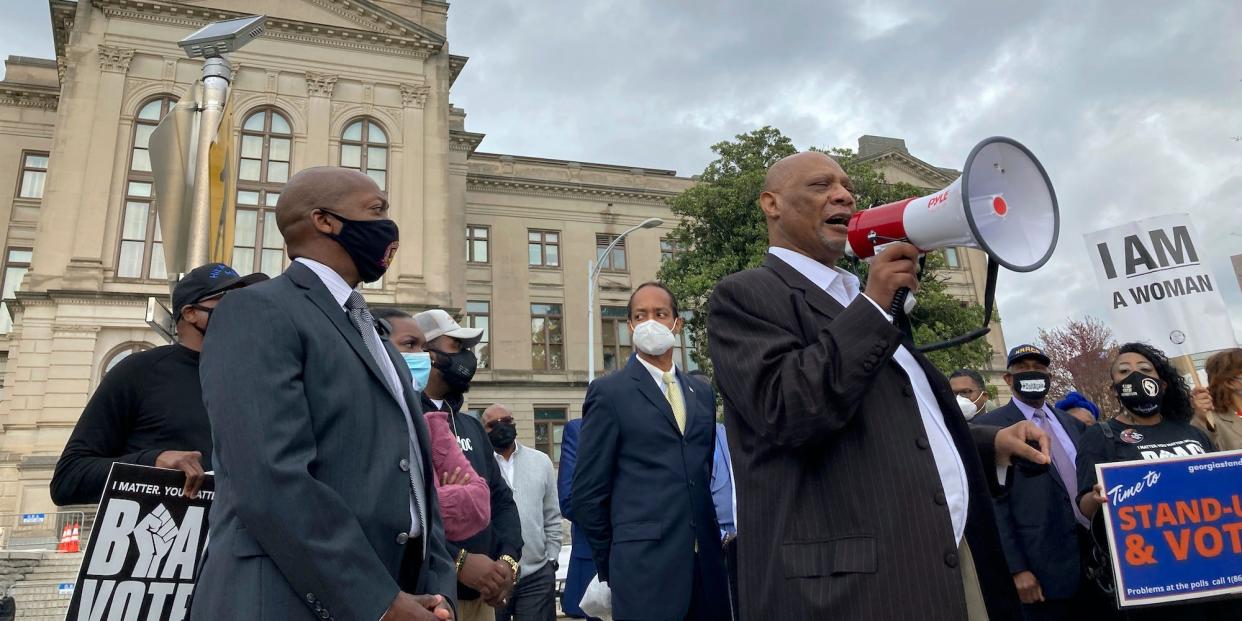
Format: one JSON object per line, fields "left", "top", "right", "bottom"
{"left": 1075, "top": 342, "right": 1239, "bottom": 620}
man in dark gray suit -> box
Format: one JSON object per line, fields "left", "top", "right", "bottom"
{"left": 193, "top": 167, "right": 456, "bottom": 620}
{"left": 708, "top": 151, "right": 1051, "bottom": 621}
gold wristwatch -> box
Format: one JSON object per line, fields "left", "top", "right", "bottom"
{"left": 498, "top": 554, "right": 519, "bottom": 583}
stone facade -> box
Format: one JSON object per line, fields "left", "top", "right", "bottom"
{"left": 0, "top": 0, "right": 1007, "bottom": 515}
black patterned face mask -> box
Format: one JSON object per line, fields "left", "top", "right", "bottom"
{"left": 1114, "top": 372, "right": 1163, "bottom": 417}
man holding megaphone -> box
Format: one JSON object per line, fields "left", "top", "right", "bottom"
{"left": 708, "top": 150, "right": 1053, "bottom": 621}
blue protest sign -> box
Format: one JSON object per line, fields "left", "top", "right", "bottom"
{"left": 1097, "top": 449, "right": 1242, "bottom": 607}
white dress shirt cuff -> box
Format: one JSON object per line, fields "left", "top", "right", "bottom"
{"left": 860, "top": 293, "right": 895, "bottom": 323}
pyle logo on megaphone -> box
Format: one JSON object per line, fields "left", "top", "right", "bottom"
{"left": 844, "top": 136, "right": 1059, "bottom": 275}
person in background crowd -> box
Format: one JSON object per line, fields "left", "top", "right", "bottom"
{"left": 573, "top": 282, "right": 730, "bottom": 621}
{"left": 950, "top": 368, "right": 992, "bottom": 420}
{"left": 555, "top": 417, "right": 599, "bottom": 621}
{"left": 976, "top": 346, "right": 1100, "bottom": 620}
{"left": 415, "top": 309, "right": 523, "bottom": 621}
{"left": 1055, "top": 392, "right": 1100, "bottom": 427}
{"left": 686, "top": 369, "right": 736, "bottom": 540}
{"left": 192, "top": 167, "right": 456, "bottom": 620}
{"left": 1075, "top": 342, "right": 1240, "bottom": 621}
{"left": 708, "top": 151, "right": 1044, "bottom": 620}
{"left": 376, "top": 307, "right": 491, "bottom": 542}
{"left": 1193, "top": 348, "right": 1242, "bottom": 451}
{"left": 483, "top": 404, "right": 562, "bottom": 621}
{"left": 50, "top": 263, "right": 266, "bottom": 505}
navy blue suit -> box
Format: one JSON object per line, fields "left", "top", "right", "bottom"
{"left": 975, "top": 401, "right": 1087, "bottom": 616}
{"left": 558, "top": 418, "right": 599, "bottom": 619}
{"left": 572, "top": 356, "right": 729, "bottom": 621}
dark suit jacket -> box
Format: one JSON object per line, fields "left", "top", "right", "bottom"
{"left": 572, "top": 356, "right": 730, "bottom": 621}
{"left": 975, "top": 401, "right": 1087, "bottom": 599}
{"left": 707, "top": 254, "right": 1021, "bottom": 621}
{"left": 191, "top": 262, "right": 456, "bottom": 620}
{"left": 557, "top": 418, "right": 596, "bottom": 617}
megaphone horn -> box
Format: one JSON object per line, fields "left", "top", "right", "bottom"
{"left": 847, "top": 136, "right": 1059, "bottom": 271}
{"left": 845, "top": 137, "right": 1060, "bottom": 349}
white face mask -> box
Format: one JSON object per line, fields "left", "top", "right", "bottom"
{"left": 957, "top": 395, "right": 979, "bottom": 421}
{"left": 631, "top": 319, "right": 677, "bottom": 356}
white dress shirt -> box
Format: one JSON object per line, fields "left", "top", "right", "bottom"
{"left": 768, "top": 247, "right": 970, "bottom": 544}
{"left": 636, "top": 355, "right": 686, "bottom": 418}
{"left": 294, "top": 258, "right": 425, "bottom": 541}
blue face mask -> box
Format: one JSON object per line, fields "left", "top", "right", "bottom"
{"left": 401, "top": 352, "right": 432, "bottom": 391}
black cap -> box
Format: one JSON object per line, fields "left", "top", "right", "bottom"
{"left": 172, "top": 263, "right": 268, "bottom": 318}
{"left": 1007, "top": 344, "right": 1051, "bottom": 367}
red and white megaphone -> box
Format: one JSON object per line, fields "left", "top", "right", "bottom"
{"left": 845, "top": 137, "right": 1060, "bottom": 350}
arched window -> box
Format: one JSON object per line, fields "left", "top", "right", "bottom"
{"left": 101, "top": 342, "right": 154, "bottom": 379}
{"left": 235, "top": 108, "right": 292, "bottom": 276}
{"left": 340, "top": 118, "right": 388, "bottom": 190}
{"left": 117, "top": 96, "right": 177, "bottom": 280}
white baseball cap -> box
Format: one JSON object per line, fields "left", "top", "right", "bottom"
{"left": 413, "top": 309, "right": 483, "bottom": 349}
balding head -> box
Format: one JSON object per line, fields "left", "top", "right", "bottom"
{"left": 759, "top": 151, "right": 856, "bottom": 266}
{"left": 276, "top": 167, "right": 379, "bottom": 241}
{"left": 482, "top": 403, "right": 513, "bottom": 426}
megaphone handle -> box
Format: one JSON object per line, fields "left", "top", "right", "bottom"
{"left": 889, "top": 287, "right": 911, "bottom": 317}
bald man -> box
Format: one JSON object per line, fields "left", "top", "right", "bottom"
{"left": 193, "top": 167, "right": 457, "bottom": 621}
{"left": 482, "top": 404, "right": 562, "bottom": 621}
{"left": 707, "top": 152, "right": 1049, "bottom": 621}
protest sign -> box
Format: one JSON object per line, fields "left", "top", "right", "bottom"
{"left": 1097, "top": 449, "right": 1242, "bottom": 607}
{"left": 66, "top": 463, "right": 214, "bottom": 621}
{"left": 1083, "top": 214, "right": 1237, "bottom": 356}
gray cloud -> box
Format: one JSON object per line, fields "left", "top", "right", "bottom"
{"left": 2, "top": 1, "right": 1238, "bottom": 352}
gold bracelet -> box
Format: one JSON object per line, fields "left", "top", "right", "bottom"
{"left": 498, "top": 554, "right": 519, "bottom": 583}
{"left": 455, "top": 549, "right": 469, "bottom": 574}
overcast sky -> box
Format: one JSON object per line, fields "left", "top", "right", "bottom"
{"left": 3, "top": 1, "right": 1240, "bottom": 352}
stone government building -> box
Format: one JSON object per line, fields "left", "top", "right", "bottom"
{"left": 0, "top": 0, "right": 1008, "bottom": 517}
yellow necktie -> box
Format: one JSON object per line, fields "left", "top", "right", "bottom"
{"left": 662, "top": 371, "right": 686, "bottom": 434}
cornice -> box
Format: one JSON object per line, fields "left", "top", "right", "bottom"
{"left": 0, "top": 84, "right": 59, "bottom": 110}
{"left": 92, "top": 0, "right": 443, "bottom": 60}
{"left": 17, "top": 289, "right": 166, "bottom": 308}
{"left": 865, "top": 150, "right": 957, "bottom": 186}
{"left": 467, "top": 174, "right": 678, "bottom": 204}
{"left": 305, "top": 0, "right": 447, "bottom": 44}
{"left": 448, "top": 54, "right": 468, "bottom": 86}
{"left": 450, "top": 129, "right": 485, "bottom": 154}
{"left": 51, "top": 0, "right": 75, "bottom": 85}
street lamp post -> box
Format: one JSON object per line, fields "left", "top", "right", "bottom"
{"left": 587, "top": 217, "right": 663, "bottom": 382}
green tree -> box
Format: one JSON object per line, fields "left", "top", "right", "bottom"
{"left": 659, "top": 126, "right": 993, "bottom": 376}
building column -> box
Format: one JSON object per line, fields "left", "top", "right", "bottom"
{"left": 303, "top": 72, "right": 336, "bottom": 167}
{"left": 419, "top": 54, "right": 453, "bottom": 308}
{"left": 394, "top": 82, "right": 428, "bottom": 304}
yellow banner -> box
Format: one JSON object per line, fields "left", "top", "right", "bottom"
{"left": 207, "top": 94, "right": 236, "bottom": 264}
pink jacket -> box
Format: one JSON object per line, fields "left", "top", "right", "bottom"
{"left": 424, "top": 411, "right": 490, "bottom": 541}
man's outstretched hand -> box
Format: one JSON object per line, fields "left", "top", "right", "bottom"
{"left": 994, "top": 420, "right": 1050, "bottom": 468}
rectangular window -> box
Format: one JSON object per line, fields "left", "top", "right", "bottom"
{"left": 466, "top": 301, "right": 491, "bottom": 370}
{"left": 116, "top": 180, "right": 165, "bottom": 280}
{"left": 467, "top": 226, "right": 489, "bottom": 264}
{"left": 944, "top": 247, "right": 961, "bottom": 269}
{"left": 531, "top": 303, "right": 564, "bottom": 370}
{"left": 1, "top": 248, "right": 33, "bottom": 334}
{"left": 600, "top": 305, "right": 632, "bottom": 372}
{"left": 17, "top": 152, "right": 49, "bottom": 199}
{"left": 232, "top": 190, "right": 286, "bottom": 277}
{"left": 660, "top": 238, "right": 683, "bottom": 263}
{"left": 673, "top": 310, "right": 700, "bottom": 372}
{"left": 534, "top": 408, "right": 568, "bottom": 466}
{"left": 595, "top": 234, "right": 627, "bottom": 272}
{"left": 527, "top": 230, "right": 560, "bottom": 268}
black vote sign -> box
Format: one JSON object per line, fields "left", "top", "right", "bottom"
{"left": 67, "top": 463, "right": 214, "bottom": 621}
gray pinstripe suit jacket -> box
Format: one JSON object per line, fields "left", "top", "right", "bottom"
{"left": 707, "top": 254, "right": 1021, "bottom": 621}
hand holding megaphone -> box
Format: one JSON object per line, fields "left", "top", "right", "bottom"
{"left": 862, "top": 242, "right": 922, "bottom": 316}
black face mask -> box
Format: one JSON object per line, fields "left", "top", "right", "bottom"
{"left": 1115, "top": 371, "right": 1164, "bottom": 417}
{"left": 488, "top": 421, "right": 517, "bottom": 451}
{"left": 431, "top": 349, "right": 477, "bottom": 394}
{"left": 319, "top": 210, "right": 399, "bottom": 283}
{"left": 1012, "top": 371, "right": 1051, "bottom": 403}
{"left": 183, "top": 305, "right": 213, "bottom": 336}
